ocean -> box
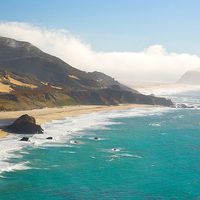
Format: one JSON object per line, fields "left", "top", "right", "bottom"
{"left": 0, "top": 90, "right": 200, "bottom": 199}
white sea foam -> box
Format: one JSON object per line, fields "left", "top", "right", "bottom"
{"left": 116, "top": 153, "right": 143, "bottom": 159}
{"left": 0, "top": 134, "right": 31, "bottom": 174}
{"left": 0, "top": 106, "right": 171, "bottom": 174}
{"left": 107, "top": 153, "right": 142, "bottom": 162}
{"left": 149, "top": 123, "right": 161, "bottom": 127}
{"left": 0, "top": 161, "right": 31, "bottom": 174}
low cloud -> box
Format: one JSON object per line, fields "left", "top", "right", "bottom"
{"left": 0, "top": 22, "right": 199, "bottom": 83}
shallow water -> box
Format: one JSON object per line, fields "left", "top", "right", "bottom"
{"left": 0, "top": 91, "right": 200, "bottom": 199}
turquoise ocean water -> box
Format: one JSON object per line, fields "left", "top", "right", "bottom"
{"left": 0, "top": 90, "right": 200, "bottom": 200}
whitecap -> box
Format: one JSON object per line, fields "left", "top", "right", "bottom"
{"left": 116, "top": 153, "right": 143, "bottom": 159}
{"left": 107, "top": 153, "right": 142, "bottom": 161}
{"left": 0, "top": 161, "right": 31, "bottom": 174}
{"left": 67, "top": 151, "right": 76, "bottom": 154}
{"left": 91, "top": 156, "right": 96, "bottom": 159}
{"left": 149, "top": 123, "right": 161, "bottom": 127}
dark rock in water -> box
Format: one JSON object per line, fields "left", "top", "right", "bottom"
{"left": 46, "top": 136, "right": 53, "bottom": 140}
{"left": 94, "top": 137, "right": 99, "bottom": 140}
{"left": 4, "top": 114, "right": 43, "bottom": 134}
{"left": 70, "top": 140, "right": 78, "bottom": 144}
{"left": 20, "top": 137, "right": 29, "bottom": 141}
{"left": 176, "top": 103, "right": 194, "bottom": 109}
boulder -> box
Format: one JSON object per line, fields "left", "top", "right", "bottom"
{"left": 5, "top": 114, "right": 43, "bottom": 134}
{"left": 20, "top": 137, "right": 29, "bottom": 141}
{"left": 46, "top": 136, "right": 53, "bottom": 140}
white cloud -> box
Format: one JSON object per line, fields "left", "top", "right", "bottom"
{"left": 0, "top": 21, "right": 199, "bottom": 83}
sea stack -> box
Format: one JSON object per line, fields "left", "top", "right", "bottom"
{"left": 4, "top": 114, "right": 43, "bottom": 134}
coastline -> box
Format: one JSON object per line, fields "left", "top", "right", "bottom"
{"left": 133, "top": 82, "right": 200, "bottom": 96}
{"left": 0, "top": 104, "right": 154, "bottom": 137}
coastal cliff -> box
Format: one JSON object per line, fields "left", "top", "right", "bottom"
{"left": 0, "top": 36, "right": 173, "bottom": 110}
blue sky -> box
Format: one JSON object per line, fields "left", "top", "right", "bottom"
{"left": 0, "top": 0, "right": 200, "bottom": 54}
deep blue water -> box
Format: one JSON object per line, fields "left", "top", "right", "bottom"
{"left": 0, "top": 91, "right": 200, "bottom": 200}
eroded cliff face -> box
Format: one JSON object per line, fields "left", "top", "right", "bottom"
{"left": 70, "top": 88, "right": 173, "bottom": 106}
{"left": 0, "top": 36, "right": 173, "bottom": 111}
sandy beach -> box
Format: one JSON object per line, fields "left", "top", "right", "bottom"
{"left": 0, "top": 104, "right": 153, "bottom": 138}
{"left": 0, "top": 104, "right": 152, "bottom": 124}
{"left": 0, "top": 130, "right": 8, "bottom": 138}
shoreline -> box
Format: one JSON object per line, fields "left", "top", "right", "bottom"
{"left": 0, "top": 104, "right": 156, "bottom": 138}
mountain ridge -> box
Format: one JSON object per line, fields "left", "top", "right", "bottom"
{"left": 0, "top": 36, "right": 173, "bottom": 110}
{"left": 178, "top": 70, "right": 200, "bottom": 85}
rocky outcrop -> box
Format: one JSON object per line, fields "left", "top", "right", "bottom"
{"left": 4, "top": 114, "right": 43, "bottom": 134}
{"left": 46, "top": 136, "right": 53, "bottom": 140}
{"left": 20, "top": 137, "right": 29, "bottom": 141}
{"left": 70, "top": 88, "right": 174, "bottom": 107}
{"left": 176, "top": 103, "right": 195, "bottom": 109}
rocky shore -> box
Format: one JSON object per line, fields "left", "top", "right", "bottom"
{"left": 2, "top": 114, "right": 43, "bottom": 134}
